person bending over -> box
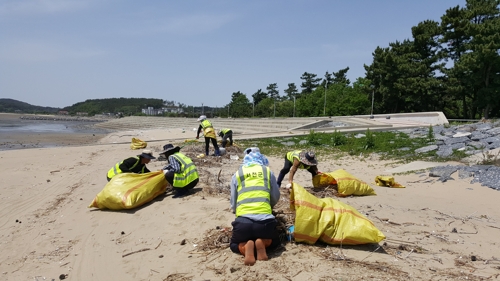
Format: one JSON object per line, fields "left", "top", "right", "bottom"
{"left": 106, "top": 150, "right": 155, "bottom": 182}
{"left": 218, "top": 128, "right": 233, "bottom": 148}
{"left": 276, "top": 150, "right": 319, "bottom": 187}
{"left": 196, "top": 115, "right": 220, "bottom": 156}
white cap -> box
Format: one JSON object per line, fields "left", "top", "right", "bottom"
{"left": 197, "top": 115, "right": 207, "bottom": 121}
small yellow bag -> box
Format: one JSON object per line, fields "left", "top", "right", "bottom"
{"left": 130, "top": 137, "right": 147, "bottom": 150}
{"left": 290, "top": 182, "right": 385, "bottom": 245}
{"left": 313, "top": 169, "right": 376, "bottom": 196}
{"left": 375, "top": 176, "right": 405, "bottom": 188}
{"left": 89, "top": 171, "right": 168, "bottom": 210}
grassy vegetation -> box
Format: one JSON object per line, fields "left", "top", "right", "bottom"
{"left": 237, "top": 128, "right": 467, "bottom": 163}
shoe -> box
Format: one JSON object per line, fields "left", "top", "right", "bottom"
{"left": 172, "top": 189, "right": 189, "bottom": 198}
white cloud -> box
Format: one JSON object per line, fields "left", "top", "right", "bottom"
{"left": 0, "top": 0, "right": 89, "bottom": 15}
{"left": 0, "top": 41, "right": 105, "bottom": 62}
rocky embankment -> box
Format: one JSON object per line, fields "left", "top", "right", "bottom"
{"left": 402, "top": 120, "right": 500, "bottom": 190}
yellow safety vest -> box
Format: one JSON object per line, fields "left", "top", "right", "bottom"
{"left": 106, "top": 156, "right": 144, "bottom": 179}
{"left": 235, "top": 164, "right": 272, "bottom": 217}
{"left": 221, "top": 128, "right": 231, "bottom": 134}
{"left": 286, "top": 150, "right": 309, "bottom": 169}
{"left": 200, "top": 119, "right": 216, "bottom": 139}
{"left": 171, "top": 152, "right": 199, "bottom": 188}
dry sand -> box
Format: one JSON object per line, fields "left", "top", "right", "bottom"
{"left": 1, "top": 126, "right": 500, "bottom": 281}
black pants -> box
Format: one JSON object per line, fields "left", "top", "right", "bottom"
{"left": 164, "top": 171, "right": 199, "bottom": 191}
{"left": 229, "top": 217, "right": 280, "bottom": 254}
{"left": 221, "top": 131, "right": 233, "bottom": 148}
{"left": 205, "top": 137, "right": 219, "bottom": 155}
{"left": 277, "top": 155, "right": 316, "bottom": 186}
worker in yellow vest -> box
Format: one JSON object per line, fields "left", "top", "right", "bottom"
{"left": 276, "top": 150, "right": 319, "bottom": 187}
{"left": 218, "top": 128, "right": 233, "bottom": 148}
{"left": 229, "top": 148, "right": 280, "bottom": 266}
{"left": 106, "top": 150, "right": 156, "bottom": 181}
{"left": 160, "top": 144, "right": 199, "bottom": 198}
{"left": 196, "top": 115, "right": 220, "bottom": 156}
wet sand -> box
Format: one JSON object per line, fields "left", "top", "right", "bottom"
{"left": 0, "top": 113, "right": 107, "bottom": 150}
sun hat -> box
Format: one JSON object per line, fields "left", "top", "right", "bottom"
{"left": 160, "top": 144, "right": 180, "bottom": 156}
{"left": 137, "top": 149, "right": 156, "bottom": 160}
{"left": 197, "top": 115, "right": 207, "bottom": 122}
{"left": 299, "top": 151, "right": 317, "bottom": 166}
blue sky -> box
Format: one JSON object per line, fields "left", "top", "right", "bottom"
{"left": 0, "top": 0, "right": 464, "bottom": 108}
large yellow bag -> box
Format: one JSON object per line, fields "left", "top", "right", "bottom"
{"left": 130, "top": 137, "right": 147, "bottom": 150}
{"left": 290, "top": 182, "right": 385, "bottom": 245}
{"left": 313, "top": 169, "right": 376, "bottom": 196}
{"left": 89, "top": 171, "right": 168, "bottom": 210}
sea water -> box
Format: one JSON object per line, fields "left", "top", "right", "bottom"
{"left": 0, "top": 118, "right": 106, "bottom": 134}
{"left": 0, "top": 117, "right": 109, "bottom": 150}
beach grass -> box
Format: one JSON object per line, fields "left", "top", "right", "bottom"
{"left": 237, "top": 129, "right": 467, "bottom": 163}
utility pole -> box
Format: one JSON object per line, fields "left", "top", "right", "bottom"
{"left": 371, "top": 90, "right": 375, "bottom": 116}
{"left": 323, "top": 81, "right": 328, "bottom": 116}
{"left": 273, "top": 99, "right": 276, "bottom": 118}
{"left": 293, "top": 96, "right": 296, "bottom": 118}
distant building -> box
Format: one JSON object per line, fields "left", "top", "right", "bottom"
{"left": 58, "top": 110, "right": 69, "bottom": 115}
{"left": 140, "top": 106, "right": 184, "bottom": 115}
{"left": 76, "top": 112, "right": 88, "bottom": 116}
{"left": 142, "top": 107, "right": 163, "bottom": 115}
{"left": 162, "top": 106, "right": 184, "bottom": 114}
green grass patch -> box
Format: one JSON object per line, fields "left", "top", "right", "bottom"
{"left": 237, "top": 129, "right": 461, "bottom": 163}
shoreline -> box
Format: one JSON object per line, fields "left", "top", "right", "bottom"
{"left": 0, "top": 131, "right": 108, "bottom": 151}
{"left": 0, "top": 113, "right": 110, "bottom": 151}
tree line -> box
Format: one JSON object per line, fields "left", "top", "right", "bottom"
{"left": 222, "top": 0, "right": 500, "bottom": 119}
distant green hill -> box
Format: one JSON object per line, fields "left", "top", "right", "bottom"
{"left": 64, "top": 98, "right": 165, "bottom": 116}
{"left": 0, "top": 98, "right": 60, "bottom": 113}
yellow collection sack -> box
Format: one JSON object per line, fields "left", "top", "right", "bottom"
{"left": 89, "top": 171, "right": 168, "bottom": 210}
{"left": 130, "top": 137, "right": 147, "bottom": 150}
{"left": 290, "top": 183, "right": 385, "bottom": 245}
{"left": 375, "top": 175, "right": 405, "bottom": 188}
{"left": 312, "top": 169, "right": 376, "bottom": 196}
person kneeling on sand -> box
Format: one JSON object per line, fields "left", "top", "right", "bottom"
{"left": 229, "top": 148, "right": 281, "bottom": 266}
{"left": 106, "top": 150, "right": 155, "bottom": 182}
{"left": 160, "top": 144, "right": 199, "bottom": 198}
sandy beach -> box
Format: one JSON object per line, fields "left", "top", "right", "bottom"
{"left": 1, "top": 123, "right": 500, "bottom": 281}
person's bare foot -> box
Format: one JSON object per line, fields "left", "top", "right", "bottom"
{"left": 244, "top": 240, "right": 256, "bottom": 266}
{"left": 255, "top": 239, "right": 268, "bottom": 261}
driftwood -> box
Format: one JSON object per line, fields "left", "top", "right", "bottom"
{"left": 122, "top": 248, "right": 151, "bottom": 258}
